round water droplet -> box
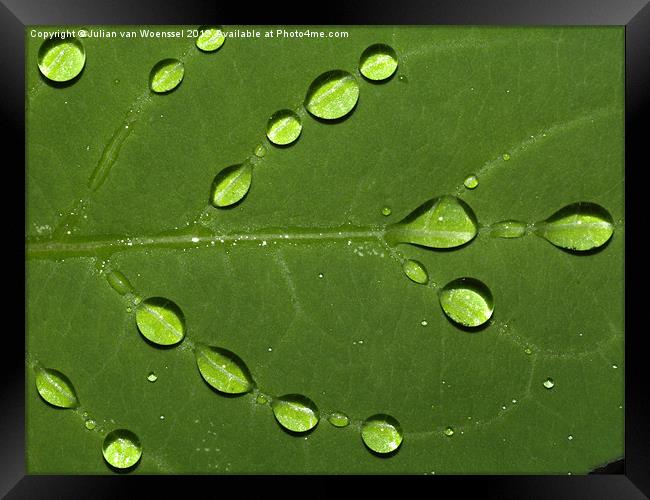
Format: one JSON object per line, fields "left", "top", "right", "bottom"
{"left": 317, "top": 273, "right": 324, "bottom": 279}
{"left": 381, "top": 206, "right": 392, "bottom": 216}
{"left": 386, "top": 195, "right": 478, "bottom": 249}
{"left": 102, "top": 429, "right": 142, "bottom": 469}
{"left": 444, "top": 426, "right": 454, "bottom": 437}
{"left": 35, "top": 366, "right": 79, "bottom": 408}
{"left": 502, "top": 153, "right": 511, "bottom": 161}
{"left": 304, "top": 70, "right": 359, "bottom": 120}
{"left": 543, "top": 378, "right": 555, "bottom": 389}
{"left": 421, "top": 320, "right": 428, "bottom": 326}
{"left": 85, "top": 419, "right": 96, "bottom": 430}
{"left": 135, "top": 297, "right": 185, "bottom": 346}
{"left": 537, "top": 202, "right": 614, "bottom": 251}
{"left": 256, "top": 393, "right": 269, "bottom": 405}
{"left": 147, "top": 372, "right": 157, "bottom": 383}
{"left": 196, "top": 26, "right": 225, "bottom": 52}
{"left": 398, "top": 75, "right": 408, "bottom": 83}
{"left": 490, "top": 220, "right": 527, "bottom": 239}
{"left": 37, "top": 36, "right": 86, "bottom": 82}
{"left": 568, "top": 435, "right": 574, "bottom": 440}
{"left": 210, "top": 162, "right": 253, "bottom": 207}
{"left": 463, "top": 174, "right": 479, "bottom": 190}
{"left": 271, "top": 394, "right": 320, "bottom": 433}
{"left": 524, "top": 347, "right": 533, "bottom": 355}
{"left": 439, "top": 277, "right": 494, "bottom": 328}
{"left": 266, "top": 109, "right": 302, "bottom": 146}
{"left": 402, "top": 259, "right": 428, "bottom": 285}
{"left": 149, "top": 58, "right": 184, "bottom": 93}
{"left": 359, "top": 43, "right": 398, "bottom": 81}
{"left": 106, "top": 270, "right": 134, "bottom": 296}
{"left": 361, "top": 414, "right": 403, "bottom": 454}
{"left": 195, "top": 344, "right": 254, "bottom": 394}
{"left": 327, "top": 411, "right": 350, "bottom": 428}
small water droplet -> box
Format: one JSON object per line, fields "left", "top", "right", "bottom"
{"left": 512, "top": 399, "right": 517, "bottom": 404}
{"left": 149, "top": 59, "right": 184, "bottom": 93}
{"left": 327, "top": 411, "right": 350, "bottom": 428}
{"left": 84, "top": 419, "right": 96, "bottom": 430}
{"left": 266, "top": 109, "right": 302, "bottom": 146}
{"left": 444, "top": 426, "right": 454, "bottom": 437}
{"left": 114, "top": 79, "right": 119, "bottom": 84}
{"left": 135, "top": 297, "right": 185, "bottom": 346}
{"left": 463, "top": 174, "right": 479, "bottom": 190}
{"left": 102, "top": 429, "right": 142, "bottom": 469}
{"left": 502, "top": 153, "right": 511, "bottom": 161}
{"left": 35, "top": 366, "right": 79, "bottom": 408}
{"left": 524, "top": 347, "right": 533, "bottom": 355}
{"left": 381, "top": 206, "right": 392, "bottom": 216}
{"left": 490, "top": 220, "right": 527, "bottom": 239}
{"left": 318, "top": 273, "right": 324, "bottom": 279}
{"left": 147, "top": 372, "right": 157, "bottom": 383}
{"left": 402, "top": 259, "right": 429, "bottom": 285}
{"left": 254, "top": 144, "right": 267, "bottom": 158}
{"left": 255, "top": 393, "right": 269, "bottom": 405}
{"left": 195, "top": 344, "right": 254, "bottom": 394}
{"left": 106, "top": 270, "right": 134, "bottom": 296}
{"left": 359, "top": 43, "right": 398, "bottom": 81}
{"left": 361, "top": 414, "right": 403, "bottom": 454}
{"left": 210, "top": 162, "right": 253, "bottom": 207}
{"left": 304, "top": 70, "right": 359, "bottom": 120}
{"left": 568, "top": 435, "right": 573, "bottom": 440}
{"left": 38, "top": 36, "right": 86, "bottom": 82}
{"left": 196, "top": 26, "right": 225, "bottom": 52}
{"left": 439, "top": 277, "right": 494, "bottom": 328}
{"left": 543, "top": 378, "right": 555, "bottom": 389}
{"left": 398, "top": 74, "right": 408, "bottom": 83}
{"left": 421, "top": 320, "right": 428, "bottom": 326}
{"left": 536, "top": 202, "right": 614, "bottom": 251}
{"left": 612, "top": 364, "right": 618, "bottom": 369}
{"left": 160, "top": 415, "right": 165, "bottom": 420}
{"left": 126, "top": 306, "right": 133, "bottom": 313}
{"left": 271, "top": 394, "right": 320, "bottom": 433}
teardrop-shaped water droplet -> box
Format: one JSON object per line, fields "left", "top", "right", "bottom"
{"left": 543, "top": 378, "right": 555, "bottom": 389}
{"left": 536, "top": 202, "right": 614, "bottom": 251}
{"left": 490, "top": 220, "right": 527, "bottom": 239}
{"left": 463, "top": 174, "right": 479, "bottom": 190}
{"left": 102, "top": 429, "right": 142, "bottom": 469}
{"left": 304, "top": 70, "right": 359, "bottom": 120}
{"left": 106, "top": 270, "right": 134, "bottom": 296}
{"left": 386, "top": 195, "right": 478, "bottom": 249}
{"left": 359, "top": 44, "right": 398, "bottom": 81}
{"left": 439, "top": 277, "right": 494, "bottom": 328}
{"left": 271, "top": 394, "right": 320, "bottom": 433}
{"left": 327, "top": 411, "right": 350, "bottom": 428}
{"left": 35, "top": 366, "right": 79, "bottom": 408}
{"left": 266, "top": 109, "right": 302, "bottom": 146}
{"left": 149, "top": 59, "right": 184, "bottom": 93}
{"left": 210, "top": 162, "right": 253, "bottom": 207}
{"left": 402, "top": 259, "right": 428, "bottom": 285}
{"left": 38, "top": 36, "right": 86, "bottom": 82}
{"left": 135, "top": 297, "right": 185, "bottom": 346}
{"left": 196, "top": 26, "right": 225, "bottom": 52}
{"left": 195, "top": 344, "right": 254, "bottom": 394}
{"left": 361, "top": 414, "right": 403, "bottom": 454}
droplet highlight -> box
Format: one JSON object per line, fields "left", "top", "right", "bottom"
{"left": 135, "top": 297, "right": 185, "bottom": 346}
{"left": 196, "top": 26, "right": 225, "bottom": 52}
{"left": 195, "top": 344, "right": 254, "bottom": 394}
{"left": 402, "top": 259, "right": 428, "bottom": 285}
{"left": 35, "top": 366, "right": 79, "bottom": 408}
{"left": 359, "top": 44, "right": 398, "bottom": 81}
{"left": 543, "top": 378, "right": 555, "bottom": 389}
{"left": 327, "top": 411, "right": 350, "bottom": 428}
{"left": 271, "top": 394, "right": 320, "bottom": 433}
{"left": 304, "top": 70, "right": 359, "bottom": 120}
{"left": 439, "top": 277, "right": 494, "bottom": 328}
{"left": 102, "top": 429, "right": 142, "bottom": 469}
{"left": 361, "top": 414, "right": 403, "bottom": 454}
{"left": 490, "top": 220, "right": 527, "bottom": 239}
{"left": 266, "top": 109, "right": 302, "bottom": 146}
{"left": 37, "top": 36, "right": 86, "bottom": 82}
{"left": 210, "top": 163, "right": 253, "bottom": 207}
{"left": 536, "top": 202, "right": 615, "bottom": 251}
{"left": 463, "top": 174, "right": 479, "bottom": 190}
{"left": 149, "top": 59, "right": 184, "bottom": 93}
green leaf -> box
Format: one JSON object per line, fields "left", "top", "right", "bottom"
{"left": 26, "top": 26, "right": 623, "bottom": 474}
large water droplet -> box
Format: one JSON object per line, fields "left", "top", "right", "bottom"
{"left": 195, "top": 344, "right": 254, "bottom": 394}
{"left": 266, "top": 109, "right": 302, "bottom": 146}
{"left": 536, "top": 202, "right": 614, "bottom": 251}
{"left": 386, "top": 195, "right": 478, "bottom": 249}
{"left": 304, "top": 70, "right": 359, "bottom": 120}
{"left": 106, "top": 270, "right": 134, "bottom": 296}
{"left": 37, "top": 36, "right": 86, "bottom": 82}
{"left": 102, "top": 429, "right": 142, "bottom": 469}
{"left": 149, "top": 59, "right": 184, "bottom": 93}
{"left": 271, "top": 394, "right": 320, "bottom": 433}
{"left": 210, "top": 163, "right": 253, "bottom": 207}
{"left": 463, "top": 174, "right": 479, "bottom": 190}
{"left": 135, "top": 297, "right": 185, "bottom": 346}
{"left": 327, "top": 411, "right": 350, "bottom": 428}
{"left": 402, "top": 259, "right": 428, "bottom": 285}
{"left": 359, "top": 44, "right": 398, "bottom": 81}
{"left": 490, "top": 220, "right": 527, "bottom": 239}
{"left": 361, "top": 414, "right": 403, "bottom": 454}
{"left": 439, "top": 277, "right": 494, "bottom": 328}
{"left": 35, "top": 366, "right": 79, "bottom": 408}
{"left": 196, "top": 26, "right": 225, "bottom": 52}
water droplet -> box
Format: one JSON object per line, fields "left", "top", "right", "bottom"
{"left": 536, "top": 202, "right": 614, "bottom": 251}
{"left": 105, "top": 270, "right": 134, "bottom": 296}
{"left": 359, "top": 43, "right": 398, "bottom": 81}
{"left": 444, "top": 427, "right": 454, "bottom": 437}
{"left": 37, "top": 36, "right": 86, "bottom": 82}
{"left": 255, "top": 393, "right": 269, "bottom": 405}
{"left": 524, "top": 347, "right": 533, "bottom": 355}
{"left": 271, "top": 394, "right": 320, "bottom": 433}
{"left": 502, "top": 153, "right": 511, "bottom": 161}
{"left": 102, "top": 429, "right": 142, "bottom": 469}
{"left": 386, "top": 195, "right": 478, "bottom": 249}
{"left": 543, "top": 378, "right": 555, "bottom": 389}
{"left": 149, "top": 58, "right": 184, "bottom": 93}
{"left": 402, "top": 259, "right": 429, "bottom": 285}
{"left": 195, "top": 344, "right": 254, "bottom": 394}
{"left": 327, "top": 411, "right": 350, "bottom": 428}
{"left": 35, "top": 366, "right": 79, "bottom": 408}
{"left": 490, "top": 220, "right": 527, "bottom": 239}
{"left": 463, "top": 174, "right": 479, "bottom": 190}
{"left": 439, "top": 278, "right": 494, "bottom": 328}
{"left": 114, "top": 79, "right": 120, "bottom": 84}
{"left": 317, "top": 273, "right": 324, "bottom": 279}
{"left": 160, "top": 415, "right": 165, "bottom": 420}
{"left": 361, "top": 414, "right": 403, "bottom": 454}
{"left": 196, "top": 26, "right": 225, "bottom": 52}
{"left": 135, "top": 297, "right": 185, "bottom": 346}
{"left": 266, "top": 109, "right": 302, "bottom": 146}
{"left": 84, "top": 419, "right": 96, "bottom": 430}
{"left": 421, "top": 320, "right": 428, "bottom": 326}
{"left": 210, "top": 162, "right": 253, "bottom": 207}
{"left": 254, "top": 144, "right": 267, "bottom": 158}
{"left": 398, "top": 75, "right": 408, "bottom": 83}
{"left": 381, "top": 206, "right": 392, "bottom": 216}
{"left": 568, "top": 435, "right": 573, "bottom": 440}
{"left": 126, "top": 306, "right": 133, "bottom": 313}
{"left": 147, "top": 372, "right": 157, "bottom": 383}
{"left": 612, "top": 364, "right": 618, "bottom": 369}
{"left": 304, "top": 70, "right": 359, "bottom": 120}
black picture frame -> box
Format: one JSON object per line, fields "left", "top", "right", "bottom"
{"left": 7, "top": 0, "right": 647, "bottom": 497}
